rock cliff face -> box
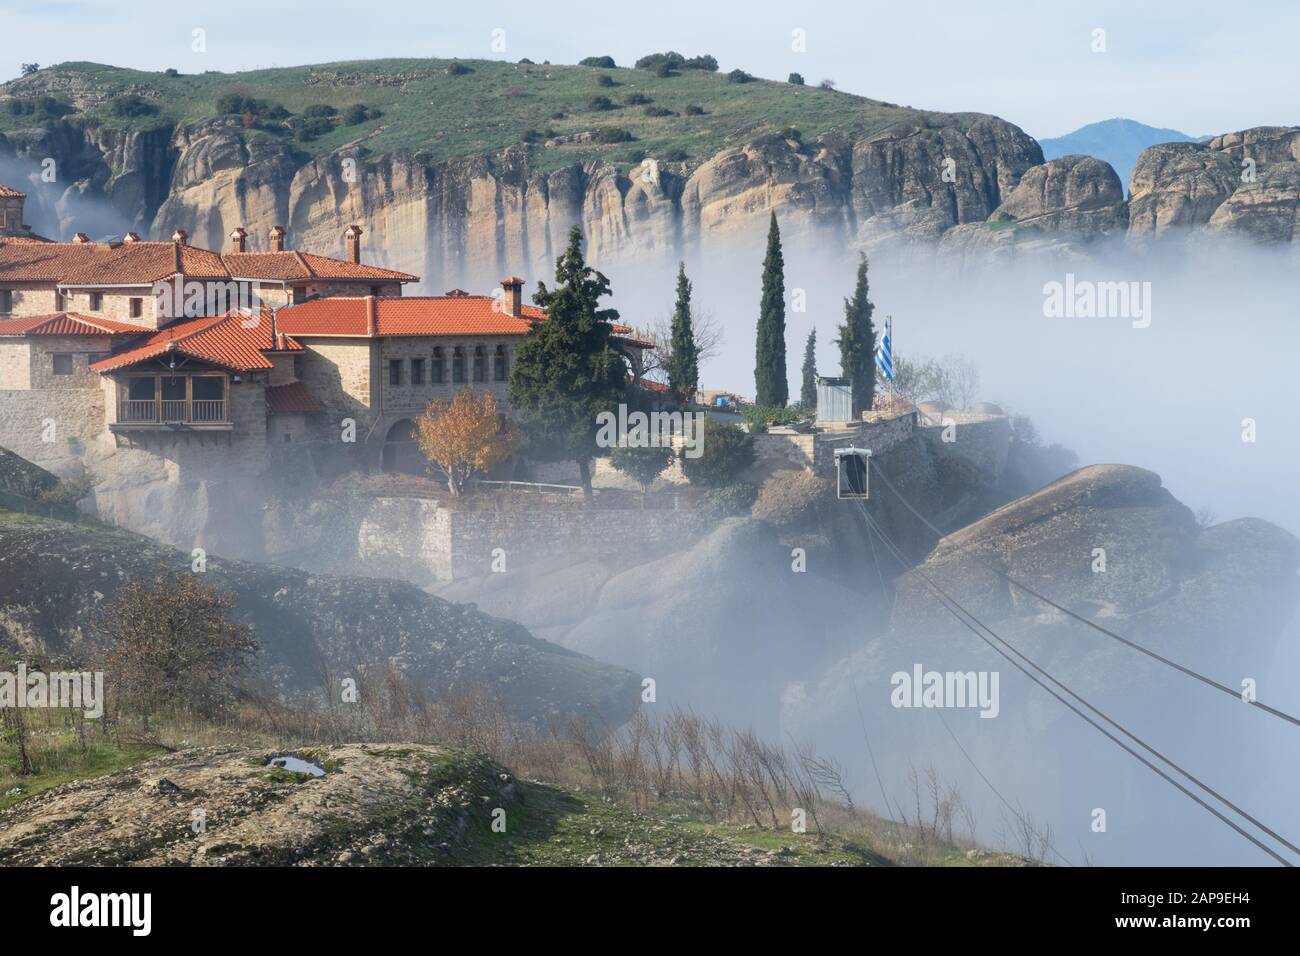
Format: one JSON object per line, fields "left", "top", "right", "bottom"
{"left": 2, "top": 112, "right": 1047, "bottom": 287}
{"left": 1128, "top": 126, "right": 1300, "bottom": 242}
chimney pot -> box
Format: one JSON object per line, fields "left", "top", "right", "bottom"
{"left": 72, "top": 232, "right": 90, "bottom": 244}
{"left": 171, "top": 229, "right": 189, "bottom": 246}
{"left": 123, "top": 232, "right": 141, "bottom": 243}
{"left": 500, "top": 276, "right": 524, "bottom": 317}
{"left": 269, "top": 225, "right": 286, "bottom": 252}
{"left": 344, "top": 224, "right": 363, "bottom": 264}
{"left": 229, "top": 227, "right": 247, "bottom": 253}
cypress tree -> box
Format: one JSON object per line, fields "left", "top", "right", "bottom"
{"left": 666, "top": 262, "right": 699, "bottom": 406}
{"left": 800, "top": 328, "right": 818, "bottom": 410}
{"left": 834, "top": 253, "right": 876, "bottom": 417}
{"left": 507, "top": 226, "right": 626, "bottom": 500}
{"left": 754, "top": 212, "right": 788, "bottom": 406}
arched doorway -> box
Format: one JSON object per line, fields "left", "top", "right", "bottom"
{"left": 380, "top": 419, "right": 421, "bottom": 474}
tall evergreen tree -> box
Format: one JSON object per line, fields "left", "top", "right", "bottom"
{"left": 834, "top": 253, "right": 876, "bottom": 416}
{"left": 800, "top": 328, "right": 818, "bottom": 410}
{"left": 754, "top": 212, "right": 788, "bottom": 406}
{"left": 665, "top": 262, "right": 699, "bottom": 406}
{"left": 507, "top": 226, "right": 627, "bottom": 500}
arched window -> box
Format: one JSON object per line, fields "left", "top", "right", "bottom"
{"left": 494, "top": 344, "right": 507, "bottom": 381}
{"left": 431, "top": 347, "right": 444, "bottom": 384}
{"left": 452, "top": 346, "right": 465, "bottom": 383}
{"left": 473, "top": 346, "right": 486, "bottom": 382}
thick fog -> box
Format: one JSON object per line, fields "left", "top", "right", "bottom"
{"left": 591, "top": 229, "right": 1300, "bottom": 866}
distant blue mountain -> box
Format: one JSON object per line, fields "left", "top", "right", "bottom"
{"left": 1037, "top": 119, "right": 1207, "bottom": 195}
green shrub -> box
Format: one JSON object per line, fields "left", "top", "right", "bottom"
{"left": 680, "top": 420, "right": 755, "bottom": 488}
{"left": 685, "top": 104, "right": 705, "bottom": 116}
{"left": 448, "top": 62, "right": 472, "bottom": 75}
{"left": 727, "top": 69, "right": 754, "bottom": 84}
{"left": 740, "top": 404, "right": 810, "bottom": 432}
{"left": 580, "top": 56, "right": 617, "bottom": 68}
{"left": 644, "top": 106, "right": 673, "bottom": 117}
{"left": 588, "top": 95, "right": 616, "bottom": 111}
{"left": 596, "top": 127, "right": 634, "bottom": 144}
{"left": 625, "top": 93, "right": 652, "bottom": 106}
{"left": 108, "top": 94, "right": 157, "bottom": 118}
{"left": 597, "top": 74, "right": 616, "bottom": 88}
{"left": 301, "top": 104, "right": 337, "bottom": 118}
{"left": 788, "top": 72, "right": 805, "bottom": 85}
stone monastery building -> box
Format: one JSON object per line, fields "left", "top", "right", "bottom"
{"left": 0, "top": 182, "right": 651, "bottom": 489}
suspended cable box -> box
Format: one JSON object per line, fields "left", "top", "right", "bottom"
{"left": 834, "top": 447, "right": 871, "bottom": 499}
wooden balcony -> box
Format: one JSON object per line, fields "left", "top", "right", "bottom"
{"left": 114, "top": 399, "right": 230, "bottom": 430}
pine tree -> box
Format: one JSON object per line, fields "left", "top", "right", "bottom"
{"left": 800, "top": 328, "right": 818, "bottom": 410}
{"left": 507, "top": 226, "right": 627, "bottom": 500}
{"left": 754, "top": 212, "right": 788, "bottom": 406}
{"left": 834, "top": 253, "right": 876, "bottom": 417}
{"left": 665, "top": 262, "right": 699, "bottom": 406}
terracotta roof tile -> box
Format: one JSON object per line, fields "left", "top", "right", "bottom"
{"left": 1, "top": 240, "right": 418, "bottom": 285}
{"left": 222, "top": 251, "right": 416, "bottom": 282}
{"left": 266, "top": 380, "right": 323, "bottom": 414}
{"left": 0, "top": 313, "right": 149, "bottom": 336}
{"left": 89, "top": 310, "right": 300, "bottom": 374}
{"left": 277, "top": 296, "right": 543, "bottom": 337}
{"left": 0, "top": 184, "right": 25, "bottom": 198}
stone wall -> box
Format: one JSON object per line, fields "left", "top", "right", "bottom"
{"left": 918, "top": 413, "right": 1012, "bottom": 480}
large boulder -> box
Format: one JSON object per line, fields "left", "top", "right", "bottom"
{"left": 988, "top": 155, "right": 1128, "bottom": 238}
{"left": 1207, "top": 162, "right": 1300, "bottom": 244}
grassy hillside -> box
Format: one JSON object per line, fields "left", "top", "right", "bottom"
{"left": 0, "top": 58, "right": 976, "bottom": 174}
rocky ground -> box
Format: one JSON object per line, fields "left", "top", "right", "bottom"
{"left": 0, "top": 508, "right": 640, "bottom": 727}
{"left": 0, "top": 744, "right": 1021, "bottom": 867}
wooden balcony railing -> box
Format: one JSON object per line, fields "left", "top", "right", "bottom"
{"left": 118, "top": 400, "right": 228, "bottom": 424}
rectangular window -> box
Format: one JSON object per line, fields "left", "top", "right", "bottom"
{"left": 431, "top": 348, "right": 444, "bottom": 384}
{"left": 388, "top": 359, "right": 402, "bottom": 386}
{"left": 473, "top": 346, "right": 486, "bottom": 383}
{"left": 52, "top": 353, "right": 74, "bottom": 375}
{"left": 56, "top": 290, "right": 67, "bottom": 311}
{"left": 452, "top": 348, "right": 465, "bottom": 383}
{"left": 410, "top": 358, "right": 424, "bottom": 385}
{"left": 494, "top": 345, "right": 507, "bottom": 381}
{"left": 129, "top": 297, "right": 143, "bottom": 319}
{"left": 292, "top": 287, "right": 307, "bottom": 305}
{"left": 1, "top": 290, "right": 13, "bottom": 313}
{"left": 89, "top": 292, "right": 104, "bottom": 311}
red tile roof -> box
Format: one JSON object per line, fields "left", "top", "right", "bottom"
{"left": 89, "top": 310, "right": 301, "bottom": 374}
{"left": 277, "top": 296, "right": 543, "bottom": 337}
{"left": 0, "top": 240, "right": 417, "bottom": 285}
{"left": 266, "top": 380, "right": 323, "bottom": 414}
{"left": 277, "top": 295, "right": 648, "bottom": 344}
{"left": 0, "top": 184, "right": 25, "bottom": 198}
{"left": 0, "top": 313, "right": 146, "bottom": 337}
{"left": 223, "top": 251, "right": 416, "bottom": 282}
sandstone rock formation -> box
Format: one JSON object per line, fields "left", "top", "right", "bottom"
{"left": 1127, "top": 143, "right": 1239, "bottom": 236}
{"left": 988, "top": 155, "right": 1128, "bottom": 238}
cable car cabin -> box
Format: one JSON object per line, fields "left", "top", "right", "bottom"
{"left": 835, "top": 447, "right": 871, "bottom": 499}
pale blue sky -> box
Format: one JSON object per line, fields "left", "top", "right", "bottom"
{"left": 1, "top": 0, "right": 1296, "bottom": 138}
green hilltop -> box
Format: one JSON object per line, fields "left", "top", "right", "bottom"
{"left": 0, "top": 57, "right": 983, "bottom": 173}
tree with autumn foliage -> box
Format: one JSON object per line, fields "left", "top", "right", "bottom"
{"left": 416, "top": 387, "right": 517, "bottom": 495}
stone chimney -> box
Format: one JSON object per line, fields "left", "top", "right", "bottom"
{"left": 501, "top": 276, "right": 524, "bottom": 317}
{"left": 72, "top": 233, "right": 90, "bottom": 244}
{"left": 228, "top": 227, "right": 247, "bottom": 253}
{"left": 171, "top": 229, "right": 189, "bottom": 246}
{"left": 344, "top": 224, "right": 363, "bottom": 264}
{"left": 123, "top": 232, "right": 141, "bottom": 243}
{"left": 0, "top": 184, "right": 26, "bottom": 235}
{"left": 269, "top": 225, "right": 286, "bottom": 252}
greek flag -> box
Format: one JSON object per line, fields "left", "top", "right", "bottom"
{"left": 876, "top": 316, "right": 893, "bottom": 381}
